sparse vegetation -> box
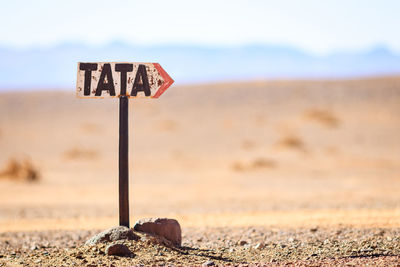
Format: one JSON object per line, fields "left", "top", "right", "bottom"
{"left": 304, "top": 109, "right": 340, "bottom": 128}
{"left": 63, "top": 148, "right": 99, "bottom": 160}
{"left": 276, "top": 134, "right": 305, "bottom": 151}
{"left": 232, "top": 157, "right": 276, "bottom": 171}
{"left": 251, "top": 158, "right": 276, "bottom": 169}
{"left": 0, "top": 158, "right": 40, "bottom": 182}
{"left": 0, "top": 78, "right": 399, "bottom": 265}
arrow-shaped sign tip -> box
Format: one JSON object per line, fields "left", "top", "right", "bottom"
{"left": 152, "top": 63, "right": 174, "bottom": 98}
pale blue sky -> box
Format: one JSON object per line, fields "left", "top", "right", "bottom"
{"left": 0, "top": 0, "right": 399, "bottom": 55}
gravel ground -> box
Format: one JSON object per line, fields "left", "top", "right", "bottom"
{"left": 1, "top": 226, "right": 399, "bottom": 266}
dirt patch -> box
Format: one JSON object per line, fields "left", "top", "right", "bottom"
{"left": 155, "top": 119, "right": 178, "bottom": 131}
{"left": 255, "top": 115, "right": 267, "bottom": 126}
{"left": 80, "top": 123, "right": 101, "bottom": 134}
{"left": 241, "top": 139, "right": 256, "bottom": 150}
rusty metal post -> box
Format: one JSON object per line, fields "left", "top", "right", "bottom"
{"left": 119, "top": 96, "right": 129, "bottom": 227}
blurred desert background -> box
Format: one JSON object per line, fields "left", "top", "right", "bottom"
{"left": 1, "top": 0, "right": 400, "bottom": 265}
{"left": 1, "top": 76, "right": 399, "bottom": 232}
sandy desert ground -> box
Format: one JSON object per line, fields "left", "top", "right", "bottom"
{"left": 0, "top": 76, "right": 400, "bottom": 265}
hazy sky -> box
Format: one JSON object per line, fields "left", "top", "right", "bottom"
{"left": 1, "top": 0, "right": 399, "bottom": 55}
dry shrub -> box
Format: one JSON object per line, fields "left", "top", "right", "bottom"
{"left": 232, "top": 158, "right": 276, "bottom": 172}
{"left": 63, "top": 148, "right": 99, "bottom": 160}
{"left": 251, "top": 158, "right": 276, "bottom": 169}
{"left": 304, "top": 109, "right": 340, "bottom": 128}
{"left": 277, "top": 135, "right": 305, "bottom": 151}
{"left": 0, "top": 158, "right": 40, "bottom": 182}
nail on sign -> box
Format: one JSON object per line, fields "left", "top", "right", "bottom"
{"left": 76, "top": 62, "right": 174, "bottom": 98}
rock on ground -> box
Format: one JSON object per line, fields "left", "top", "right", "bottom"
{"left": 85, "top": 226, "right": 139, "bottom": 246}
{"left": 105, "top": 243, "right": 133, "bottom": 257}
{"left": 202, "top": 260, "right": 215, "bottom": 266}
{"left": 134, "top": 218, "right": 182, "bottom": 247}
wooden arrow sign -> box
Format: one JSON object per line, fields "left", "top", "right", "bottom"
{"left": 76, "top": 62, "right": 174, "bottom": 98}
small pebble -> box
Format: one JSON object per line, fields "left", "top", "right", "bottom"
{"left": 202, "top": 260, "right": 215, "bottom": 266}
{"left": 254, "top": 243, "right": 264, "bottom": 249}
{"left": 238, "top": 240, "right": 248, "bottom": 246}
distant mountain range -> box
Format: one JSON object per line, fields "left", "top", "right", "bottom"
{"left": 0, "top": 42, "right": 399, "bottom": 89}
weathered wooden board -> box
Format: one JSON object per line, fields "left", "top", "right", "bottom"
{"left": 76, "top": 62, "right": 173, "bottom": 98}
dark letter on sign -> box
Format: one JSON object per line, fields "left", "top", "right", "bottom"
{"left": 79, "top": 63, "right": 97, "bottom": 95}
{"left": 131, "top": 64, "right": 151, "bottom": 97}
{"left": 115, "top": 64, "right": 133, "bottom": 95}
{"left": 96, "top": 64, "right": 116, "bottom": 96}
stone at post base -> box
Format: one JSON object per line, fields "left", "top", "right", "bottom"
{"left": 133, "top": 218, "right": 182, "bottom": 247}
{"left": 105, "top": 242, "right": 134, "bottom": 257}
{"left": 85, "top": 226, "right": 140, "bottom": 246}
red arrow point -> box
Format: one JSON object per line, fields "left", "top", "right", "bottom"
{"left": 152, "top": 63, "right": 174, "bottom": 98}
